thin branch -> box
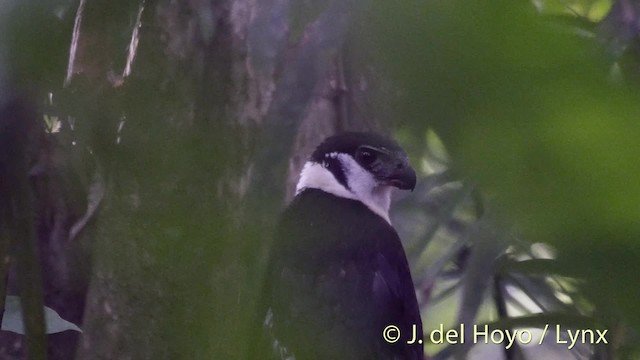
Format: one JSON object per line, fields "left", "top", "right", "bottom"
{"left": 123, "top": 0, "right": 146, "bottom": 79}
{"left": 65, "top": 0, "right": 87, "bottom": 86}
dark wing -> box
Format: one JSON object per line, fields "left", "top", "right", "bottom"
{"left": 255, "top": 189, "right": 423, "bottom": 360}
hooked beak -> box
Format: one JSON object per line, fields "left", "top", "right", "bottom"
{"left": 384, "top": 154, "right": 416, "bottom": 191}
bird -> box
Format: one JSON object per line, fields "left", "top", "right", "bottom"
{"left": 251, "top": 131, "right": 423, "bottom": 360}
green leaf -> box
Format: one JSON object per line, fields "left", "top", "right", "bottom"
{"left": 482, "top": 312, "right": 604, "bottom": 331}
{"left": 1, "top": 295, "right": 82, "bottom": 334}
{"left": 498, "top": 258, "right": 564, "bottom": 276}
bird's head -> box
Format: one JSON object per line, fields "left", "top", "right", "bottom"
{"left": 296, "top": 132, "right": 416, "bottom": 222}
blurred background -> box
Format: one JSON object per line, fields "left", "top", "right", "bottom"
{"left": 1, "top": 0, "right": 639, "bottom": 359}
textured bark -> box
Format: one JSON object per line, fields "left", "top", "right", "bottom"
{"left": 2, "top": 0, "right": 394, "bottom": 358}
{"left": 0, "top": 99, "right": 49, "bottom": 360}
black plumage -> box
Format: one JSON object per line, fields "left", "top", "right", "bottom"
{"left": 251, "top": 132, "right": 423, "bottom": 360}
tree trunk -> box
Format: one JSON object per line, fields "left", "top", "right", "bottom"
{"left": 1, "top": 0, "right": 394, "bottom": 358}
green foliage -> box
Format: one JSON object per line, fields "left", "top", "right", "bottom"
{"left": 4, "top": 0, "right": 640, "bottom": 358}
{"left": 373, "top": 0, "right": 640, "bottom": 358}
{"left": 535, "top": 0, "right": 612, "bottom": 20}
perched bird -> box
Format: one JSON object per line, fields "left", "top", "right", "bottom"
{"left": 252, "top": 132, "right": 423, "bottom": 360}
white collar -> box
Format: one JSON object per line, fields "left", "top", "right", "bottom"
{"left": 295, "top": 156, "right": 392, "bottom": 224}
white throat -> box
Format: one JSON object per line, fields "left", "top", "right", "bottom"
{"left": 295, "top": 155, "right": 392, "bottom": 224}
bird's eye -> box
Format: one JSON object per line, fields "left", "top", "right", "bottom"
{"left": 356, "top": 147, "right": 377, "bottom": 165}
